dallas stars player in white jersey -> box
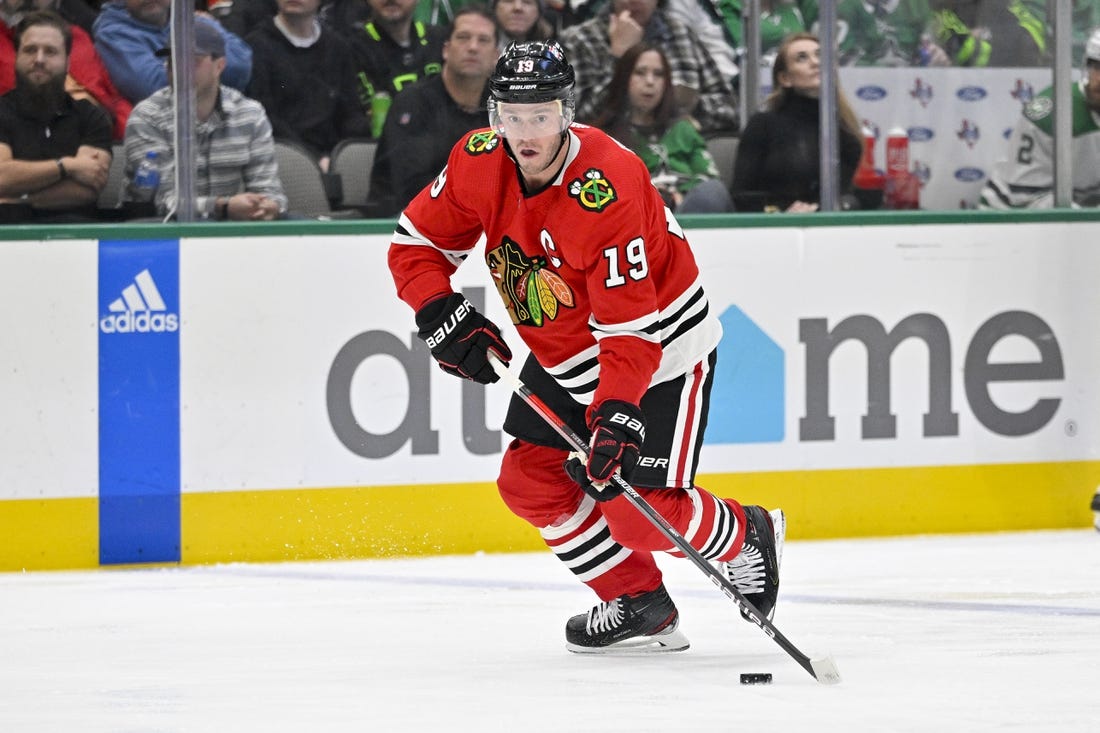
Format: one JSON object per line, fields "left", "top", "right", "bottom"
{"left": 980, "top": 27, "right": 1100, "bottom": 209}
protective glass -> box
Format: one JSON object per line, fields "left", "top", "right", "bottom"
{"left": 490, "top": 100, "right": 572, "bottom": 138}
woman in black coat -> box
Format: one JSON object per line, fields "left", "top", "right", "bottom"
{"left": 732, "top": 32, "right": 864, "bottom": 212}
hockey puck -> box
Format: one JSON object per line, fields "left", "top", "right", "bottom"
{"left": 740, "top": 673, "right": 773, "bottom": 685}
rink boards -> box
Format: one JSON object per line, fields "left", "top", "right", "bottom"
{"left": 2, "top": 214, "right": 1098, "bottom": 570}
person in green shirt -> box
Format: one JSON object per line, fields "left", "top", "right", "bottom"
{"left": 719, "top": 0, "right": 812, "bottom": 55}
{"left": 593, "top": 41, "right": 732, "bottom": 213}
{"left": 930, "top": 0, "right": 1046, "bottom": 67}
{"left": 829, "top": 0, "right": 935, "bottom": 66}
{"left": 711, "top": 0, "right": 934, "bottom": 66}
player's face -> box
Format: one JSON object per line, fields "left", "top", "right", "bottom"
{"left": 778, "top": 38, "right": 821, "bottom": 98}
{"left": 628, "top": 49, "right": 667, "bottom": 117}
{"left": 15, "top": 25, "right": 67, "bottom": 88}
{"left": 497, "top": 101, "right": 569, "bottom": 185}
{"left": 1085, "top": 61, "right": 1100, "bottom": 112}
{"left": 495, "top": 100, "right": 568, "bottom": 139}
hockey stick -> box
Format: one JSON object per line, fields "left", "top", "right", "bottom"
{"left": 488, "top": 354, "right": 841, "bottom": 685}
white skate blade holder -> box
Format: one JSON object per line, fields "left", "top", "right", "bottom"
{"left": 566, "top": 625, "right": 691, "bottom": 655}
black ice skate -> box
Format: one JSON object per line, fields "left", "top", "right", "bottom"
{"left": 565, "top": 583, "right": 689, "bottom": 654}
{"left": 722, "top": 506, "right": 785, "bottom": 622}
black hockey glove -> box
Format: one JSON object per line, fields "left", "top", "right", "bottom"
{"left": 415, "top": 293, "right": 512, "bottom": 384}
{"left": 585, "top": 399, "right": 645, "bottom": 485}
{"left": 564, "top": 452, "right": 624, "bottom": 502}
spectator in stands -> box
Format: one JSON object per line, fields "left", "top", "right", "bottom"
{"left": 2, "top": 0, "right": 96, "bottom": 37}
{"left": 930, "top": 0, "right": 1046, "bottom": 67}
{"left": 830, "top": 0, "right": 934, "bottom": 67}
{"left": 980, "top": 27, "right": 1100, "bottom": 210}
{"left": 0, "top": 11, "right": 111, "bottom": 222}
{"left": 221, "top": 0, "right": 277, "bottom": 37}
{"left": 58, "top": 0, "right": 96, "bottom": 35}
{"left": 558, "top": 0, "right": 737, "bottom": 134}
{"left": 714, "top": 0, "right": 810, "bottom": 57}
{"left": 663, "top": 0, "right": 819, "bottom": 84}
{"left": 492, "top": 0, "right": 552, "bottom": 54}
{"left": 246, "top": 0, "right": 370, "bottom": 171}
{"left": 1, "top": 0, "right": 131, "bottom": 139}
{"left": 731, "top": 32, "right": 862, "bottom": 212}
{"left": 593, "top": 42, "right": 731, "bottom": 213}
{"left": 319, "top": 0, "right": 372, "bottom": 38}
{"left": 663, "top": 0, "right": 737, "bottom": 84}
{"left": 368, "top": 4, "right": 496, "bottom": 215}
{"left": 340, "top": 0, "right": 447, "bottom": 137}
{"left": 122, "top": 15, "right": 287, "bottom": 219}
{"left": 1073, "top": 2, "right": 1100, "bottom": 63}
{"left": 93, "top": 0, "right": 252, "bottom": 104}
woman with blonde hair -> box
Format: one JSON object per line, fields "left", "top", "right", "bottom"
{"left": 732, "top": 32, "right": 864, "bottom": 212}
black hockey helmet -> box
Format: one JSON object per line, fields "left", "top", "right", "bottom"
{"left": 488, "top": 41, "right": 575, "bottom": 136}
{"left": 489, "top": 40, "right": 575, "bottom": 104}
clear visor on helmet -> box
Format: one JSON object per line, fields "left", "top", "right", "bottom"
{"left": 489, "top": 99, "right": 573, "bottom": 138}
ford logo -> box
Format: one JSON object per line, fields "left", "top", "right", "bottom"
{"left": 908, "top": 127, "right": 935, "bottom": 142}
{"left": 956, "top": 86, "right": 988, "bottom": 101}
{"left": 954, "top": 167, "right": 985, "bottom": 182}
{"left": 856, "top": 86, "right": 888, "bottom": 101}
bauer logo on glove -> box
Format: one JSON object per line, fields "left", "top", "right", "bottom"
{"left": 415, "top": 293, "right": 512, "bottom": 384}
{"left": 423, "top": 298, "right": 474, "bottom": 349}
{"left": 585, "top": 399, "right": 645, "bottom": 484}
{"left": 606, "top": 410, "right": 645, "bottom": 440}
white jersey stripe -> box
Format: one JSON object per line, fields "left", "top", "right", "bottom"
{"left": 572, "top": 545, "right": 633, "bottom": 583}
{"left": 540, "top": 504, "right": 633, "bottom": 581}
{"left": 543, "top": 279, "right": 721, "bottom": 406}
{"left": 540, "top": 495, "right": 597, "bottom": 541}
{"left": 394, "top": 213, "right": 469, "bottom": 268}
{"left": 680, "top": 487, "right": 706, "bottom": 547}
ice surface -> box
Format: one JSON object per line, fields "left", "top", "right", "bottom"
{"left": 1, "top": 530, "right": 1097, "bottom": 732}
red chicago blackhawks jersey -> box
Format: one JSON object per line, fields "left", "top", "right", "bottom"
{"left": 388, "top": 123, "right": 722, "bottom": 408}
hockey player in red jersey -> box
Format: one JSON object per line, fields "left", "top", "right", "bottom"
{"left": 387, "top": 40, "right": 785, "bottom": 653}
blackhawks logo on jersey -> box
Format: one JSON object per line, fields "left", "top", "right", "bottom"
{"left": 486, "top": 238, "right": 575, "bottom": 327}
{"left": 568, "top": 168, "right": 617, "bottom": 212}
{"left": 465, "top": 130, "right": 500, "bottom": 155}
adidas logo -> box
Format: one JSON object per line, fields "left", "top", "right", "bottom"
{"left": 99, "top": 268, "right": 179, "bottom": 334}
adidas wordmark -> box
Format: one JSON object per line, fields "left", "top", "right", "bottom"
{"left": 100, "top": 269, "right": 179, "bottom": 334}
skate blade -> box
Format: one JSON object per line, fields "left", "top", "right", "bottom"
{"left": 566, "top": 626, "right": 690, "bottom": 655}
{"left": 769, "top": 508, "right": 786, "bottom": 571}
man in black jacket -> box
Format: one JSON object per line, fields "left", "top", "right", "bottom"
{"left": 366, "top": 4, "right": 495, "bottom": 215}
{"left": 345, "top": 0, "right": 447, "bottom": 137}
{"left": 245, "top": 0, "right": 370, "bottom": 170}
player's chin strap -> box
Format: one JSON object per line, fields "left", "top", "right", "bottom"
{"left": 487, "top": 352, "right": 841, "bottom": 685}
